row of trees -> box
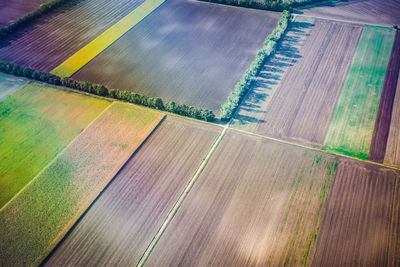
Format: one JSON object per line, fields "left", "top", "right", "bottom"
{"left": 0, "top": 62, "right": 215, "bottom": 122}
{"left": 220, "top": 10, "right": 291, "bottom": 121}
{"left": 198, "top": 0, "right": 325, "bottom": 11}
{"left": 0, "top": 0, "right": 68, "bottom": 39}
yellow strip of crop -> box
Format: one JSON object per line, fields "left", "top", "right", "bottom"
{"left": 50, "top": 0, "right": 166, "bottom": 78}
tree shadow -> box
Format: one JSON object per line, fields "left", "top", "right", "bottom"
{"left": 234, "top": 20, "right": 314, "bottom": 126}
{"left": 0, "top": 0, "right": 86, "bottom": 48}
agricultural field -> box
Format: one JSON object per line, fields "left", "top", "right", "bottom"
{"left": 72, "top": 0, "right": 281, "bottom": 113}
{"left": 0, "top": 72, "right": 27, "bottom": 101}
{"left": 0, "top": 0, "right": 146, "bottom": 72}
{"left": 233, "top": 18, "right": 362, "bottom": 148}
{"left": 44, "top": 116, "right": 221, "bottom": 266}
{"left": 385, "top": 73, "right": 400, "bottom": 167}
{"left": 0, "top": 102, "right": 164, "bottom": 266}
{"left": 146, "top": 130, "right": 338, "bottom": 266}
{"left": 296, "top": 0, "right": 400, "bottom": 26}
{"left": 324, "top": 26, "right": 395, "bottom": 159}
{"left": 369, "top": 30, "right": 400, "bottom": 162}
{"left": 0, "top": 0, "right": 48, "bottom": 27}
{"left": 0, "top": 82, "right": 110, "bottom": 208}
{"left": 313, "top": 159, "right": 400, "bottom": 266}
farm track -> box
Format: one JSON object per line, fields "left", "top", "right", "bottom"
{"left": 296, "top": 0, "right": 400, "bottom": 26}
{"left": 71, "top": 0, "right": 280, "bottom": 113}
{"left": 145, "top": 130, "right": 338, "bottom": 266}
{"left": 313, "top": 159, "right": 400, "bottom": 266}
{"left": 370, "top": 30, "right": 400, "bottom": 163}
{"left": 44, "top": 116, "right": 221, "bottom": 266}
{"left": 253, "top": 19, "right": 362, "bottom": 147}
{"left": 0, "top": 0, "right": 145, "bottom": 72}
{"left": 0, "top": 0, "right": 47, "bottom": 27}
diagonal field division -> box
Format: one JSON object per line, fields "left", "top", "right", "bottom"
{"left": 43, "top": 116, "right": 221, "bottom": 266}
{"left": 324, "top": 26, "right": 395, "bottom": 159}
{"left": 0, "top": 82, "right": 110, "bottom": 208}
{"left": 146, "top": 130, "right": 338, "bottom": 266}
{"left": 71, "top": 0, "right": 281, "bottom": 114}
{"left": 0, "top": 102, "right": 163, "bottom": 266}
{"left": 0, "top": 0, "right": 146, "bottom": 72}
{"left": 50, "top": 0, "right": 166, "bottom": 78}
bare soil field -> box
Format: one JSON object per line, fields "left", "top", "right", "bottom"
{"left": 0, "top": 102, "right": 163, "bottom": 266}
{"left": 313, "top": 159, "right": 400, "bottom": 266}
{"left": 0, "top": 0, "right": 48, "bottom": 27}
{"left": 385, "top": 74, "right": 400, "bottom": 167}
{"left": 43, "top": 116, "right": 221, "bottom": 266}
{"left": 370, "top": 30, "right": 400, "bottom": 162}
{"left": 242, "top": 19, "right": 362, "bottom": 147}
{"left": 72, "top": 0, "right": 280, "bottom": 113}
{"left": 296, "top": 0, "right": 400, "bottom": 26}
{"left": 146, "top": 130, "right": 338, "bottom": 266}
{"left": 0, "top": 0, "right": 145, "bottom": 71}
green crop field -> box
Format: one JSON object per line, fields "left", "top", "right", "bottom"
{"left": 0, "top": 72, "right": 27, "bottom": 102}
{"left": 0, "top": 102, "right": 164, "bottom": 266}
{"left": 0, "top": 83, "right": 110, "bottom": 208}
{"left": 324, "top": 26, "right": 395, "bottom": 159}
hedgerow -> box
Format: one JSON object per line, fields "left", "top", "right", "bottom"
{"left": 0, "top": 0, "right": 70, "bottom": 39}
{"left": 198, "top": 0, "right": 326, "bottom": 12}
{"left": 0, "top": 62, "right": 215, "bottom": 122}
{"left": 220, "top": 10, "right": 291, "bottom": 121}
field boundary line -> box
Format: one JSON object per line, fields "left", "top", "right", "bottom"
{"left": 40, "top": 114, "right": 166, "bottom": 266}
{"left": 0, "top": 102, "right": 113, "bottom": 214}
{"left": 50, "top": 0, "right": 166, "bottom": 78}
{"left": 229, "top": 126, "right": 400, "bottom": 172}
{"left": 296, "top": 14, "right": 396, "bottom": 28}
{"left": 136, "top": 127, "right": 228, "bottom": 267}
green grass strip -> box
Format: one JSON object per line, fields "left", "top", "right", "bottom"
{"left": 0, "top": 82, "right": 110, "bottom": 208}
{"left": 324, "top": 26, "right": 395, "bottom": 159}
{"left": 50, "top": 0, "right": 166, "bottom": 78}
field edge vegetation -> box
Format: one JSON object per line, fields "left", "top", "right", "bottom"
{"left": 0, "top": 0, "right": 69, "bottom": 39}
{"left": 220, "top": 10, "right": 291, "bottom": 121}
{"left": 0, "top": 62, "right": 215, "bottom": 121}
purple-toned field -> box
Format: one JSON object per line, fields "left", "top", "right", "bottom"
{"left": 72, "top": 0, "right": 281, "bottom": 113}
{"left": 297, "top": 0, "right": 400, "bottom": 26}
{"left": 234, "top": 18, "right": 362, "bottom": 148}
{"left": 43, "top": 116, "right": 221, "bottom": 266}
{"left": 0, "top": 0, "right": 48, "bottom": 27}
{"left": 0, "top": 0, "right": 145, "bottom": 71}
{"left": 313, "top": 159, "right": 400, "bottom": 266}
{"left": 369, "top": 30, "right": 400, "bottom": 162}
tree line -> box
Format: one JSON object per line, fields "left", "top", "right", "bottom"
{"left": 220, "top": 10, "right": 291, "bottom": 121}
{"left": 0, "top": 0, "right": 69, "bottom": 39}
{"left": 198, "top": 0, "right": 326, "bottom": 12}
{"left": 0, "top": 62, "right": 215, "bottom": 122}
